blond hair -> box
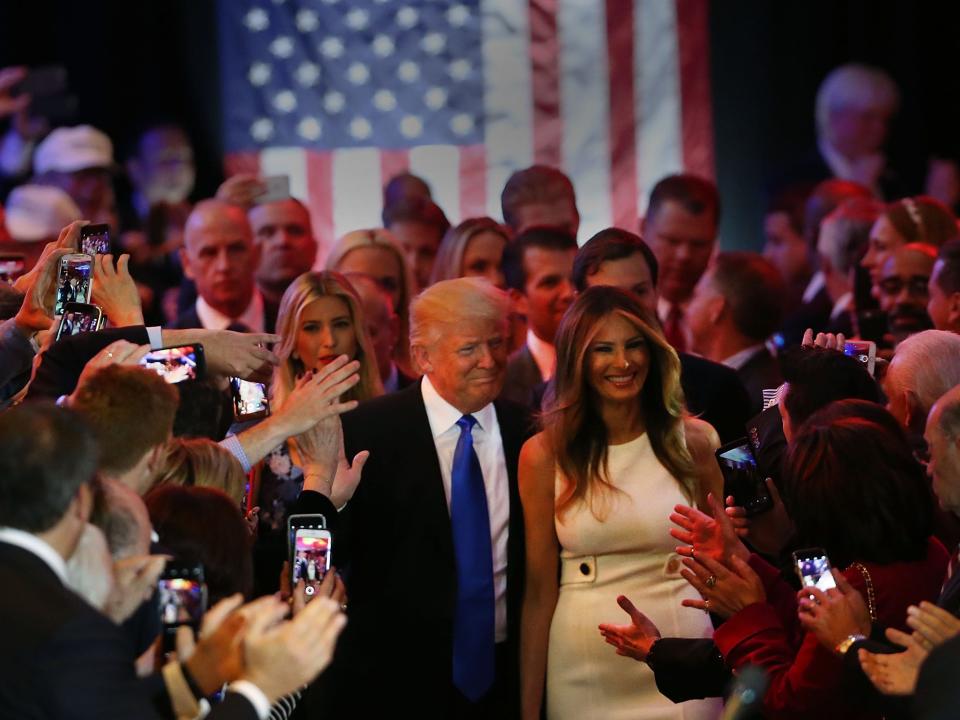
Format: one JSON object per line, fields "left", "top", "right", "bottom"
{"left": 152, "top": 437, "right": 247, "bottom": 506}
{"left": 409, "top": 277, "right": 511, "bottom": 358}
{"left": 887, "top": 330, "right": 960, "bottom": 418}
{"left": 430, "top": 217, "right": 509, "bottom": 285}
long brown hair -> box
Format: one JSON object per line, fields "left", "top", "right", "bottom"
{"left": 544, "top": 286, "right": 695, "bottom": 519}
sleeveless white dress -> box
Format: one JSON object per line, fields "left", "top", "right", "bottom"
{"left": 546, "top": 432, "right": 722, "bottom": 720}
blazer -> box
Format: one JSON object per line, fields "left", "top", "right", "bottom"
{"left": 735, "top": 347, "right": 784, "bottom": 418}
{"left": 501, "top": 343, "right": 542, "bottom": 409}
{"left": 170, "top": 305, "right": 275, "bottom": 333}
{"left": 914, "top": 633, "right": 960, "bottom": 720}
{"left": 303, "top": 381, "right": 532, "bottom": 719}
{"left": 679, "top": 352, "right": 752, "bottom": 445}
{"left": 0, "top": 541, "right": 257, "bottom": 720}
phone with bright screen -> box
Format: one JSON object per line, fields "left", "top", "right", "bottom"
{"left": 843, "top": 340, "right": 877, "bottom": 377}
{"left": 230, "top": 377, "right": 270, "bottom": 420}
{"left": 158, "top": 562, "right": 207, "bottom": 653}
{"left": 56, "top": 302, "right": 103, "bottom": 340}
{"left": 54, "top": 253, "right": 93, "bottom": 316}
{"left": 792, "top": 547, "right": 837, "bottom": 593}
{"left": 138, "top": 344, "right": 205, "bottom": 384}
{"left": 288, "top": 514, "right": 329, "bottom": 601}
{"left": 715, "top": 438, "right": 773, "bottom": 516}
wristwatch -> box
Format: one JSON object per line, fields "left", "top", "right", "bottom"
{"left": 835, "top": 633, "right": 867, "bottom": 656}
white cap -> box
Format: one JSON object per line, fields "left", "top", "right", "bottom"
{"left": 4, "top": 184, "right": 82, "bottom": 241}
{"left": 33, "top": 125, "right": 114, "bottom": 175}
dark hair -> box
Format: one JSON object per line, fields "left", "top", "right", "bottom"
{"left": 884, "top": 196, "right": 958, "bottom": 248}
{"left": 502, "top": 226, "right": 578, "bottom": 292}
{"left": 173, "top": 380, "right": 234, "bottom": 441}
{"left": 710, "top": 252, "right": 785, "bottom": 340}
{"left": 780, "top": 348, "right": 880, "bottom": 429}
{"left": 500, "top": 165, "right": 578, "bottom": 231}
{"left": 381, "top": 195, "right": 450, "bottom": 237}
{"left": 784, "top": 399, "right": 933, "bottom": 567}
{"left": 934, "top": 238, "right": 960, "bottom": 295}
{"left": 71, "top": 365, "right": 179, "bottom": 474}
{"left": 145, "top": 485, "right": 253, "bottom": 603}
{"left": 647, "top": 174, "right": 720, "bottom": 225}
{"left": 0, "top": 403, "right": 99, "bottom": 532}
{"left": 382, "top": 172, "right": 432, "bottom": 208}
{"left": 573, "top": 228, "right": 659, "bottom": 292}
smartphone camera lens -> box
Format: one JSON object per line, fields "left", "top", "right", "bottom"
{"left": 305, "top": 585, "right": 316, "bottom": 596}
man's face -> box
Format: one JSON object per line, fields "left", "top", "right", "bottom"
{"left": 515, "top": 246, "right": 576, "bottom": 344}
{"left": 644, "top": 200, "right": 716, "bottom": 304}
{"left": 181, "top": 206, "right": 259, "bottom": 315}
{"left": 685, "top": 268, "right": 724, "bottom": 357}
{"left": 390, "top": 220, "right": 444, "bottom": 291}
{"left": 876, "top": 250, "right": 934, "bottom": 338}
{"left": 512, "top": 200, "right": 579, "bottom": 238}
{"left": 249, "top": 199, "right": 317, "bottom": 289}
{"left": 415, "top": 317, "right": 508, "bottom": 414}
{"left": 132, "top": 127, "right": 195, "bottom": 205}
{"left": 828, "top": 105, "right": 891, "bottom": 158}
{"left": 585, "top": 252, "right": 657, "bottom": 316}
{"left": 926, "top": 260, "right": 960, "bottom": 333}
{"left": 763, "top": 211, "right": 811, "bottom": 287}
{"left": 925, "top": 405, "right": 960, "bottom": 516}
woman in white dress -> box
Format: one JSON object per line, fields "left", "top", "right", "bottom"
{"left": 520, "top": 286, "right": 724, "bottom": 720}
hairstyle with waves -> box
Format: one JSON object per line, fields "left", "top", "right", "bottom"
{"left": 429, "top": 216, "right": 509, "bottom": 285}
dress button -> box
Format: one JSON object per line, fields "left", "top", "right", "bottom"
{"left": 666, "top": 557, "right": 680, "bottom": 574}
{"left": 579, "top": 562, "right": 590, "bottom": 576}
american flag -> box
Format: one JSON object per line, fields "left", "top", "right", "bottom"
{"left": 218, "top": 0, "right": 714, "bottom": 257}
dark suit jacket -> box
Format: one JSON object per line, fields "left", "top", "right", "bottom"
{"left": 304, "top": 381, "right": 531, "bottom": 719}
{"left": 679, "top": 352, "right": 752, "bottom": 444}
{"left": 778, "top": 285, "right": 834, "bottom": 348}
{"left": 914, "top": 633, "right": 960, "bottom": 720}
{"left": 735, "top": 347, "right": 784, "bottom": 418}
{"left": 0, "top": 541, "right": 257, "bottom": 719}
{"left": 171, "top": 305, "right": 274, "bottom": 333}
{"left": 501, "top": 343, "right": 542, "bottom": 409}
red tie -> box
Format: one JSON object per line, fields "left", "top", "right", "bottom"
{"left": 664, "top": 304, "right": 687, "bottom": 353}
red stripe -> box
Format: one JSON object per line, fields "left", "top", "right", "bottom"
{"left": 458, "top": 145, "right": 487, "bottom": 220}
{"left": 605, "top": 0, "right": 639, "bottom": 229}
{"left": 305, "top": 151, "right": 334, "bottom": 265}
{"left": 528, "top": 0, "right": 562, "bottom": 167}
{"left": 675, "top": 0, "right": 715, "bottom": 179}
{"left": 223, "top": 151, "right": 260, "bottom": 177}
{"left": 379, "top": 149, "right": 410, "bottom": 194}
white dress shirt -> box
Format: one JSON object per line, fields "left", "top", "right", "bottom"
{"left": 0, "top": 527, "right": 67, "bottom": 583}
{"left": 526, "top": 328, "right": 557, "bottom": 381}
{"left": 195, "top": 288, "right": 265, "bottom": 332}
{"left": 421, "top": 376, "right": 510, "bottom": 642}
{"left": 721, "top": 344, "right": 767, "bottom": 371}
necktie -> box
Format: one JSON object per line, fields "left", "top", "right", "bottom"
{"left": 450, "top": 415, "right": 495, "bottom": 701}
{"left": 663, "top": 304, "right": 687, "bottom": 353}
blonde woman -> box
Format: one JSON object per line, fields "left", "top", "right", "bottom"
{"left": 519, "top": 286, "right": 723, "bottom": 720}
{"left": 429, "top": 217, "right": 509, "bottom": 288}
{"left": 153, "top": 437, "right": 247, "bottom": 507}
{"left": 325, "top": 228, "right": 416, "bottom": 375}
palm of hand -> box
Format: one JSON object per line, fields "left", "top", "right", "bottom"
{"left": 861, "top": 643, "right": 926, "bottom": 696}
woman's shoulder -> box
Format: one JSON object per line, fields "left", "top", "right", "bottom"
{"left": 520, "top": 430, "right": 554, "bottom": 467}
{"left": 683, "top": 416, "right": 721, "bottom": 461}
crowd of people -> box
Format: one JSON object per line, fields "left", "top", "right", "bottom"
{"left": 1, "top": 59, "right": 959, "bottom": 720}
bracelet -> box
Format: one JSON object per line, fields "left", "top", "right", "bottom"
{"left": 834, "top": 633, "right": 866, "bottom": 656}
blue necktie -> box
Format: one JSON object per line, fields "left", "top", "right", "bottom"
{"left": 450, "top": 414, "right": 495, "bottom": 701}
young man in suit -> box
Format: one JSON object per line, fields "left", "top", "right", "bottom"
{"left": 303, "top": 277, "right": 532, "bottom": 719}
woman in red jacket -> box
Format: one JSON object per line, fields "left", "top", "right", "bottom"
{"left": 678, "top": 400, "right": 948, "bottom": 719}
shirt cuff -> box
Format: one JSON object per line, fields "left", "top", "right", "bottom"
{"left": 227, "top": 680, "right": 272, "bottom": 720}
{"left": 220, "top": 434, "right": 252, "bottom": 473}
{"left": 146, "top": 325, "right": 164, "bottom": 350}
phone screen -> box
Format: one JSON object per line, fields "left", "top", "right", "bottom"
{"left": 139, "top": 345, "right": 202, "bottom": 384}
{"left": 231, "top": 377, "right": 270, "bottom": 420}
{"left": 291, "top": 528, "right": 332, "bottom": 598}
{"left": 256, "top": 175, "right": 291, "bottom": 204}
{"left": 55, "top": 255, "right": 93, "bottom": 316}
{"left": 56, "top": 304, "right": 102, "bottom": 340}
{"left": 796, "top": 551, "right": 837, "bottom": 592}
{"left": 843, "top": 340, "right": 877, "bottom": 377}
{"left": 0, "top": 254, "right": 25, "bottom": 283}
{"left": 79, "top": 224, "right": 111, "bottom": 255}
{"left": 159, "top": 577, "right": 205, "bottom": 627}
{"left": 716, "top": 440, "right": 773, "bottom": 516}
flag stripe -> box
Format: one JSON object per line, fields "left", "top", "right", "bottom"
{"left": 676, "top": 0, "right": 715, "bottom": 179}
{"left": 409, "top": 145, "right": 462, "bottom": 224}
{"left": 260, "top": 147, "right": 309, "bottom": 204}
{"left": 306, "top": 150, "right": 334, "bottom": 265}
{"left": 528, "top": 0, "right": 562, "bottom": 167}
{"left": 557, "top": 0, "right": 611, "bottom": 239}
{"left": 458, "top": 144, "right": 487, "bottom": 220}
{"left": 605, "top": 0, "right": 639, "bottom": 231}
{"left": 331, "top": 148, "right": 383, "bottom": 240}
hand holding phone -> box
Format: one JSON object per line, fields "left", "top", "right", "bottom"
{"left": 230, "top": 377, "right": 270, "bottom": 420}
{"left": 715, "top": 439, "right": 774, "bottom": 517}
{"left": 138, "top": 344, "right": 205, "bottom": 383}
{"left": 56, "top": 302, "right": 103, "bottom": 340}
{"left": 843, "top": 340, "right": 877, "bottom": 377}
{"left": 54, "top": 253, "right": 93, "bottom": 316}
{"left": 288, "top": 514, "right": 330, "bottom": 602}
{"left": 793, "top": 548, "right": 837, "bottom": 594}
{"left": 158, "top": 562, "right": 207, "bottom": 654}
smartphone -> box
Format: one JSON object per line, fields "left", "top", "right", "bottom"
{"left": 0, "top": 252, "right": 25, "bottom": 283}
{"left": 158, "top": 562, "right": 207, "bottom": 654}
{"left": 54, "top": 253, "right": 93, "bottom": 316}
{"left": 255, "top": 175, "right": 291, "bottom": 204}
{"left": 291, "top": 526, "right": 332, "bottom": 600}
{"left": 715, "top": 438, "right": 774, "bottom": 517}
{"left": 843, "top": 340, "right": 877, "bottom": 378}
{"left": 230, "top": 377, "right": 270, "bottom": 421}
{"left": 79, "top": 223, "right": 111, "bottom": 256}
{"left": 792, "top": 547, "right": 837, "bottom": 593}
{"left": 55, "top": 302, "right": 103, "bottom": 340}
{"left": 138, "top": 344, "right": 205, "bottom": 384}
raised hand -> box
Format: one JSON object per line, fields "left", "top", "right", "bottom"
{"left": 680, "top": 554, "right": 765, "bottom": 619}
{"left": 14, "top": 247, "right": 72, "bottom": 333}
{"left": 598, "top": 595, "right": 662, "bottom": 662}
{"left": 906, "top": 602, "right": 960, "bottom": 650}
{"left": 216, "top": 174, "right": 267, "bottom": 208}
{"left": 670, "top": 492, "right": 750, "bottom": 565}
{"left": 92, "top": 254, "right": 144, "bottom": 326}
{"left": 797, "top": 572, "right": 871, "bottom": 651}
{"left": 858, "top": 632, "right": 928, "bottom": 696}
{"left": 104, "top": 554, "right": 168, "bottom": 624}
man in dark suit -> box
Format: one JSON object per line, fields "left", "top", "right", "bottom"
{"left": 686, "top": 252, "right": 786, "bottom": 416}
{"left": 0, "top": 402, "right": 346, "bottom": 719}
{"left": 573, "top": 228, "right": 751, "bottom": 443}
{"left": 500, "top": 227, "right": 577, "bottom": 408}
{"left": 304, "top": 277, "right": 531, "bottom": 719}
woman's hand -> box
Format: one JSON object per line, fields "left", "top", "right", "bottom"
{"left": 598, "top": 595, "right": 661, "bottom": 662}
{"left": 906, "top": 602, "right": 960, "bottom": 650}
{"left": 797, "top": 572, "right": 871, "bottom": 652}
{"left": 670, "top": 492, "right": 750, "bottom": 565}
{"left": 680, "top": 553, "right": 765, "bottom": 619}
{"left": 724, "top": 479, "right": 794, "bottom": 556}
{"left": 91, "top": 254, "right": 145, "bottom": 326}
{"left": 858, "top": 632, "right": 928, "bottom": 697}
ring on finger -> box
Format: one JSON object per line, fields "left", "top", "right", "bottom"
{"left": 704, "top": 598, "right": 710, "bottom": 613}
{"left": 706, "top": 574, "right": 718, "bottom": 589}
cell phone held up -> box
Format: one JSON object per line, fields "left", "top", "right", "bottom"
{"left": 56, "top": 303, "right": 103, "bottom": 340}
{"left": 79, "top": 223, "right": 111, "bottom": 256}
{"left": 792, "top": 547, "right": 838, "bottom": 594}
{"left": 138, "top": 344, "right": 205, "bottom": 384}
{"left": 54, "top": 253, "right": 93, "bottom": 316}
{"left": 158, "top": 562, "right": 207, "bottom": 654}
{"left": 288, "top": 514, "right": 331, "bottom": 602}
{"left": 230, "top": 377, "right": 270, "bottom": 421}
{"left": 715, "top": 438, "right": 774, "bottom": 517}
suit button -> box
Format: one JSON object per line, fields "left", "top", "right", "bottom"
{"left": 579, "top": 563, "right": 590, "bottom": 576}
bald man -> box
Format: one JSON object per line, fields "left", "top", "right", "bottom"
{"left": 173, "top": 200, "right": 267, "bottom": 331}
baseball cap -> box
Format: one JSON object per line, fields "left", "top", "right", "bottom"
{"left": 33, "top": 125, "right": 114, "bottom": 175}
{"left": 4, "top": 184, "right": 82, "bottom": 241}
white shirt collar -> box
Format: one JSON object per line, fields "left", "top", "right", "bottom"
{"left": 801, "top": 270, "right": 826, "bottom": 304}
{"left": 830, "top": 291, "right": 853, "bottom": 321}
{"left": 722, "top": 344, "right": 766, "bottom": 371}
{"left": 195, "top": 288, "right": 265, "bottom": 332}
{"left": 421, "top": 375, "right": 495, "bottom": 439}
{"left": 525, "top": 328, "right": 556, "bottom": 381}
{"left": 0, "top": 527, "right": 68, "bottom": 584}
